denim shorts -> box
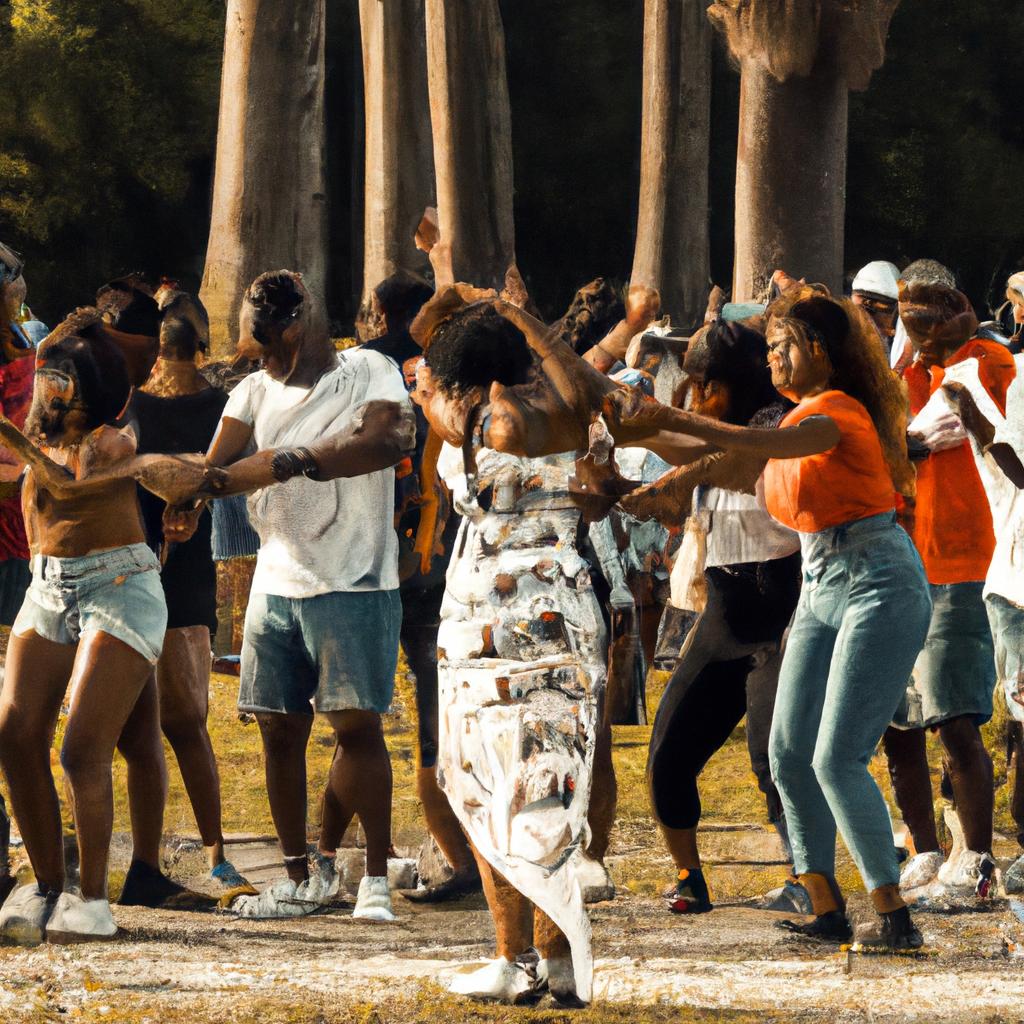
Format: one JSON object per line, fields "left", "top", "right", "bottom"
{"left": 986, "top": 593, "right": 1024, "bottom": 724}
{"left": 13, "top": 543, "right": 167, "bottom": 664}
{"left": 239, "top": 589, "right": 401, "bottom": 715}
{"left": 892, "top": 580, "right": 995, "bottom": 729}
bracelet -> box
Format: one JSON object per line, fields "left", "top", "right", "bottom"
{"left": 981, "top": 440, "right": 996, "bottom": 455}
{"left": 270, "top": 446, "right": 321, "bottom": 482}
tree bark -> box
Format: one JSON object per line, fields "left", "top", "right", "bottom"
{"left": 357, "top": 0, "right": 435, "bottom": 339}
{"left": 732, "top": 59, "right": 847, "bottom": 301}
{"left": 632, "top": 0, "right": 711, "bottom": 330}
{"left": 200, "top": 0, "right": 328, "bottom": 358}
{"left": 424, "top": 0, "right": 516, "bottom": 290}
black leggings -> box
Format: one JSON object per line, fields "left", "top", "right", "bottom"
{"left": 401, "top": 584, "right": 445, "bottom": 769}
{"left": 647, "top": 554, "right": 800, "bottom": 830}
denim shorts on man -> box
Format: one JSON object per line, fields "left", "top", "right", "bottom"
{"left": 986, "top": 593, "right": 1024, "bottom": 724}
{"left": 13, "top": 543, "right": 167, "bottom": 664}
{"left": 239, "top": 589, "right": 401, "bottom": 715}
{"left": 891, "top": 580, "right": 995, "bottom": 729}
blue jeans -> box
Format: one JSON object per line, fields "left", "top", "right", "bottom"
{"left": 769, "top": 512, "right": 932, "bottom": 893}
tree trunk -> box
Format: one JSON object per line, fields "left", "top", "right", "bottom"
{"left": 732, "top": 58, "right": 848, "bottom": 301}
{"left": 357, "top": 0, "right": 435, "bottom": 339}
{"left": 200, "top": 0, "right": 328, "bottom": 358}
{"left": 424, "top": 0, "right": 515, "bottom": 290}
{"left": 632, "top": 0, "right": 711, "bottom": 330}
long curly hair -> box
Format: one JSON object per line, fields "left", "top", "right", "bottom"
{"left": 768, "top": 288, "right": 914, "bottom": 497}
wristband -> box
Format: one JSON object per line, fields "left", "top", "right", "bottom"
{"left": 270, "top": 446, "right": 321, "bottom": 482}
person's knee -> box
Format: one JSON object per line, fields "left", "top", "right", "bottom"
{"left": 59, "top": 732, "right": 108, "bottom": 782}
{"left": 257, "top": 712, "right": 310, "bottom": 757}
{"left": 160, "top": 705, "right": 208, "bottom": 749}
{"left": 331, "top": 710, "right": 384, "bottom": 749}
{"left": 769, "top": 736, "right": 806, "bottom": 788}
{"left": 0, "top": 709, "right": 35, "bottom": 765}
{"left": 940, "top": 717, "right": 988, "bottom": 766}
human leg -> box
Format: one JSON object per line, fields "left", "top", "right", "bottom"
{"left": 0, "top": 631, "right": 76, "bottom": 894}
{"left": 256, "top": 712, "right": 313, "bottom": 882}
{"left": 401, "top": 585, "right": 476, "bottom": 888}
{"left": 322, "top": 709, "right": 392, "bottom": 878}
{"left": 157, "top": 626, "right": 228, "bottom": 869}
{"left": 115, "top": 673, "right": 167, "bottom": 870}
{"left": 937, "top": 715, "right": 993, "bottom": 854}
{"left": 881, "top": 725, "right": 940, "bottom": 854}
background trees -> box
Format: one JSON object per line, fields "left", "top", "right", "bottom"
{"left": 0, "top": 0, "right": 1020, "bottom": 331}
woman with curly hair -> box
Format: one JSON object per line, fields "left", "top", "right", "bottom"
{"left": 609, "top": 293, "right": 931, "bottom": 950}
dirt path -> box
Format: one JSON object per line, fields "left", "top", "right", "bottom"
{"left": 2, "top": 884, "right": 1022, "bottom": 1023}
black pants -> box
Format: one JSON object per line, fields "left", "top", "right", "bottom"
{"left": 647, "top": 553, "right": 801, "bottom": 830}
{"left": 401, "top": 584, "right": 445, "bottom": 769}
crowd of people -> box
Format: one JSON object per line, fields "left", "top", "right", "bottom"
{"left": 0, "top": 235, "right": 1019, "bottom": 1008}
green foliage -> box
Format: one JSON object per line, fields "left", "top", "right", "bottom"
{"left": 847, "top": 0, "right": 1024, "bottom": 311}
{"left": 0, "top": 0, "right": 223, "bottom": 319}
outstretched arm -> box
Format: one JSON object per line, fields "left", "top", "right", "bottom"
{"left": 582, "top": 285, "right": 661, "bottom": 372}
{"left": 944, "top": 381, "right": 1024, "bottom": 489}
{"left": 619, "top": 449, "right": 767, "bottom": 527}
{"left": 603, "top": 389, "right": 840, "bottom": 460}
{"left": 202, "top": 399, "right": 416, "bottom": 496}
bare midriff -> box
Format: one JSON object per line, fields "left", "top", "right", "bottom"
{"left": 23, "top": 472, "right": 145, "bottom": 559}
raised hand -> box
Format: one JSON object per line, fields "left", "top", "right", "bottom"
{"left": 625, "top": 284, "right": 661, "bottom": 332}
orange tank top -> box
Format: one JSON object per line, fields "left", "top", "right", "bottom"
{"left": 763, "top": 390, "right": 895, "bottom": 533}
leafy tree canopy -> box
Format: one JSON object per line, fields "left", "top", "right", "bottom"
{"left": 0, "top": 0, "right": 222, "bottom": 320}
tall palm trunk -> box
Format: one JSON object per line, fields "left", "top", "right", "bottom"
{"left": 357, "top": 0, "right": 435, "bottom": 339}
{"left": 709, "top": 1, "right": 902, "bottom": 301}
{"left": 424, "top": 0, "right": 515, "bottom": 290}
{"left": 632, "top": 0, "right": 711, "bottom": 329}
{"left": 200, "top": 0, "right": 328, "bottom": 357}
{"left": 733, "top": 60, "right": 848, "bottom": 300}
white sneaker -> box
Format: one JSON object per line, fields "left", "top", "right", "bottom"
{"left": 0, "top": 884, "right": 54, "bottom": 946}
{"left": 352, "top": 875, "right": 395, "bottom": 922}
{"left": 45, "top": 892, "right": 117, "bottom": 943}
{"left": 1004, "top": 852, "right": 1024, "bottom": 895}
{"left": 900, "top": 851, "right": 945, "bottom": 891}
{"left": 230, "top": 878, "right": 317, "bottom": 919}
{"left": 574, "top": 852, "right": 615, "bottom": 904}
{"left": 447, "top": 957, "right": 532, "bottom": 1002}
{"left": 936, "top": 849, "right": 997, "bottom": 896}
{"left": 293, "top": 852, "right": 339, "bottom": 907}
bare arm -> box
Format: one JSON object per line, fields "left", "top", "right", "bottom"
{"left": 582, "top": 285, "right": 661, "bottom": 372}
{"left": 605, "top": 392, "right": 840, "bottom": 460}
{"left": 944, "top": 381, "right": 1024, "bottom": 489}
{"left": 206, "top": 415, "right": 255, "bottom": 468}
{"left": 205, "top": 400, "right": 416, "bottom": 496}
{"left": 619, "top": 450, "right": 767, "bottom": 527}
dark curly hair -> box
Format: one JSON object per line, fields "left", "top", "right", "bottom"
{"left": 245, "top": 270, "right": 304, "bottom": 344}
{"left": 424, "top": 303, "right": 533, "bottom": 396}
{"left": 553, "top": 278, "right": 625, "bottom": 356}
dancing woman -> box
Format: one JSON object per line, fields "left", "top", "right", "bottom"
{"left": 610, "top": 293, "right": 932, "bottom": 949}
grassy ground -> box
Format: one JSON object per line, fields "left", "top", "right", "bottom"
{"left": 25, "top": 651, "right": 1016, "bottom": 905}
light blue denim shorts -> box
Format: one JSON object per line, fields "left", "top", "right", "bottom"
{"left": 239, "top": 589, "right": 401, "bottom": 715}
{"left": 13, "top": 543, "right": 167, "bottom": 664}
{"left": 892, "top": 580, "right": 995, "bottom": 729}
{"left": 986, "top": 593, "right": 1024, "bottom": 724}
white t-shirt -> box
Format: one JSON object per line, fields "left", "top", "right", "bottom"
{"left": 222, "top": 348, "right": 410, "bottom": 598}
{"left": 985, "top": 356, "right": 1024, "bottom": 608}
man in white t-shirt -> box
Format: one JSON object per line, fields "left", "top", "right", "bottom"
{"left": 199, "top": 271, "right": 412, "bottom": 921}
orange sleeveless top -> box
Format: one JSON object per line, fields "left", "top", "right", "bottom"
{"left": 763, "top": 390, "right": 895, "bottom": 533}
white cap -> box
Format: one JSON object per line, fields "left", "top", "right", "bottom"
{"left": 852, "top": 260, "right": 900, "bottom": 301}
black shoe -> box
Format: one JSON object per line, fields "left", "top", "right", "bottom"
{"left": 853, "top": 906, "right": 923, "bottom": 951}
{"left": 0, "top": 874, "right": 16, "bottom": 908}
{"left": 402, "top": 866, "right": 482, "bottom": 904}
{"left": 118, "top": 859, "right": 216, "bottom": 911}
{"left": 667, "top": 869, "right": 713, "bottom": 914}
{"left": 776, "top": 910, "right": 852, "bottom": 942}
